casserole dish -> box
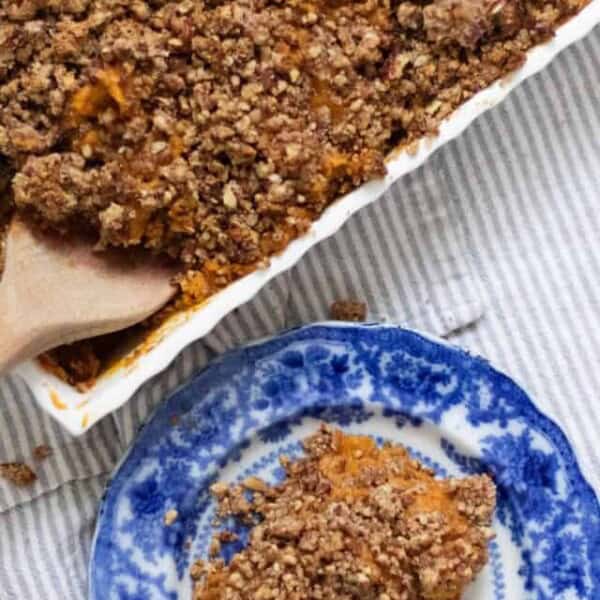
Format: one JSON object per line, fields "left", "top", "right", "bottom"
{"left": 10, "top": 0, "right": 600, "bottom": 435}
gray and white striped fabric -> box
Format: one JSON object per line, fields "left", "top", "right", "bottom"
{"left": 1, "top": 25, "right": 599, "bottom": 599}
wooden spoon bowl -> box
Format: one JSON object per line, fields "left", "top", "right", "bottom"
{"left": 0, "top": 217, "right": 177, "bottom": 375}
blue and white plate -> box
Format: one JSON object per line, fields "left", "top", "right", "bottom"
{"left": 89, "top": 324, "right": 600, "bottom": 600}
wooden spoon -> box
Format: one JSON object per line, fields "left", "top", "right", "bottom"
{"left": 0, "top": 217, "right": 178, "bottom": 375}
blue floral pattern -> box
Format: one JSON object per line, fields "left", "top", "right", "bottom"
{"left": 90, "top": 324, "right": 600, "bottom": 600}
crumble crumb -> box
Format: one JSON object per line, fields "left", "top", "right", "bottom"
{"left": 33, "top": 445, "right": 53, "bottom": 461}
{"left": 330, "top": 299, "right": 367, "bottom": 322}
{"left": 164, "top": 508, "right": 178, "bottom": 526}
{"left": 0, "top": 462, "right": 37, "bottom": 487}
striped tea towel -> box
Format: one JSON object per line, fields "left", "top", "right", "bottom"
{"left": 0, "top": 23, "right": 599, "bottom": 600}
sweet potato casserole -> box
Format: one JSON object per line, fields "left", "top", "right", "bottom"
{"left": 0, "top": 0, "right": 587, "bottom": 382}
{"left": 192, "top": 426, "right": 496, "bottom": 599}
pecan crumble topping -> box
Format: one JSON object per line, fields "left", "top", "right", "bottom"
{"left": 1, "top": 0, "right": 587, "bottom": 299}
{"left": 0, "top": 0, "right": 588, "bottom": 383}
{"left": 192, "top": 426, "right": 496, "bottom": 599}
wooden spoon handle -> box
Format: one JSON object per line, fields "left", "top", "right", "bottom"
{"left": 0, "top": 278, "right": 72, "bottom": 374}
{"left": 0, "top": 223, "right": 66, "bottom": 373}
{"left": 0, "top": 295, "right": 34, "bottom": 374}
{"left": 0, "top": 326, "right": 48, "bottom": 376}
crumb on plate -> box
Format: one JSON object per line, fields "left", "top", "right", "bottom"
{"left": 164, "top": 508, "right": 179, "bottom": 527}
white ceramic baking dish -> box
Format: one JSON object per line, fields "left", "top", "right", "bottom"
{"left": 11, "top": 1, "right": 600, "bottom": 435}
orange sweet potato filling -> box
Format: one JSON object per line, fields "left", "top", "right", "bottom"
{"left": 316, "top": 433, "right": 474, "bottom": 600}
{"left": 71, "top": 67, "right": 127, "bottom": 118}
{"left": 320, "top": 431, "right": 467, "bottom": 533}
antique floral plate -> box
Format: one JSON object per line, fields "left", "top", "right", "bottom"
{"left": 89, "top": 324, "right": 600, "bottom": 599}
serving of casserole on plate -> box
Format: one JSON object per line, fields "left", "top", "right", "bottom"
{"left": 1, "top": 0, "right": 599, "bottom": 433}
